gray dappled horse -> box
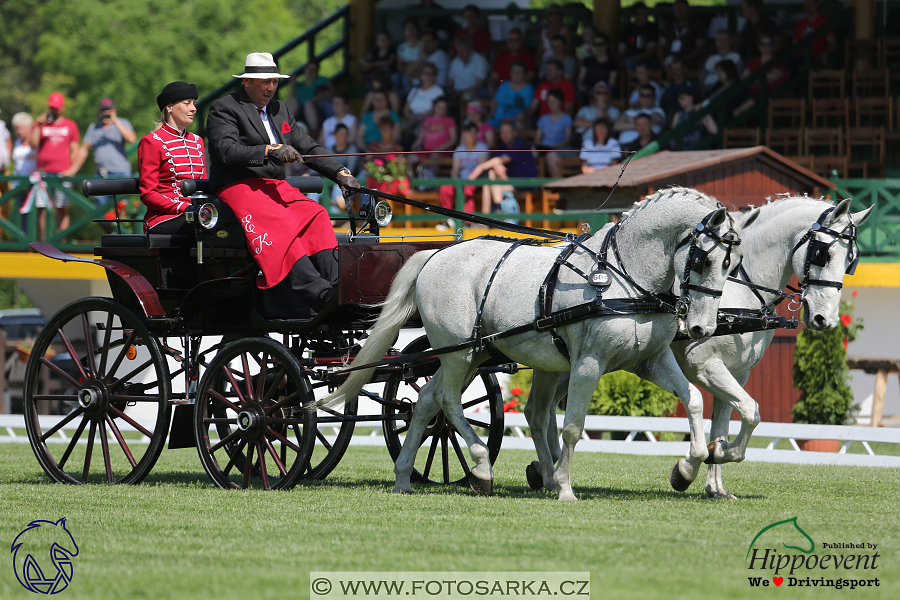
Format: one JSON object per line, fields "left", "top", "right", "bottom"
{"left": 534, "top": 197, "right": 872, "bottom": 499}
{"left": 322, "top": 187, "right": 758, "bottom": 500}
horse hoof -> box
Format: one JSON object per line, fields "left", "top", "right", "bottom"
{"left": 391, "top": 485, "right": 413, "bottom": 495}
{"left": 468, "top": 472, "right": 493, "bottom": 497}
{"left": 525, "top": 461, "right": 543, "bottom": 491}
{"left": 669, "top": 462, "right": 693, "bottom": 492}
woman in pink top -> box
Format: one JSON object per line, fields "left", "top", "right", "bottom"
{"left": 410, "top": 97, "right": 458, "bottom": 169}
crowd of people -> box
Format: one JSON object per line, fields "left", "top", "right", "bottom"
{"left": 279, "top": 0, "right": 838, "bottom": 223}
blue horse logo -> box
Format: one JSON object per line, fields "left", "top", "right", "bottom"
{"left": 11, "top": 518, "right": 79, "bottom": 594}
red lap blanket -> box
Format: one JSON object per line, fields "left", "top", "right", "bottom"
{"left": 216, "top": 178, "right": 337, "bottom": 289}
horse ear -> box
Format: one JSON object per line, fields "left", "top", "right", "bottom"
{"left": 707, "top": 206, "right": 727, "bottom": 229}
{"left": 736, "top": 207, "right": 760, "bottom": 229}
{"left": 828, "top": 198, "right": 852, "bottom": 224}
{"left": 851, "top": 204, "right": 874, "bottom": 226}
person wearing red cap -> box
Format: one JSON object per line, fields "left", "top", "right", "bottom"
{"left": 29, "top": 92, "right": 80, "bottom": 239}
{"left": 66, "top": 98, "right": 135, "bottom": 207}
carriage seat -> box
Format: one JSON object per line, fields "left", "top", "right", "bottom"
{"left": 100, "top": 234, "right": 194, "bottom": 249}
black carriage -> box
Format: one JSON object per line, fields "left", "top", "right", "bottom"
{"left": 22, "top": 177, "right": 509, "bottom": 490}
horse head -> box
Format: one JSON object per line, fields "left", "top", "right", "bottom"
{"left": 790, "top": 198, "right": 873, "bottom": 330}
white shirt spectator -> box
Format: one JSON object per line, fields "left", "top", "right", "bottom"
{"left": 320, "top": 113, "right": 358, "bottom": 149}
{"left": 617, "top": 107, "right": 666, "bottom": 145}
{"left": 406, "top": 85, "right": 445, "bottom": 118}
{"left": 580, "top": 137, "right": 621, "bottom": 169}
{"left": 448, "top": 52, "right": 490, "bottom": 93}
{"left": 575, "top": 104, "right": 622, "bottom": 142}
{"left": 424, "top": 49, "right": 451, "bottom": 87}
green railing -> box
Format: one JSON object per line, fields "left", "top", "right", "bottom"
{"left": 830, "top": 177, "right": 900, "bottom": 259}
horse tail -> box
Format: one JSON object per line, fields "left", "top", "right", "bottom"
{"left": 317, "top": 249, "right": 439, "bottom": 410}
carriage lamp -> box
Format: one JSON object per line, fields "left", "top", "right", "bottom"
{"left": 374, "top": 201, "right": 393, "bottom": 227}
{"left": 197, "top": 204, "right": 218, "bottom": 229}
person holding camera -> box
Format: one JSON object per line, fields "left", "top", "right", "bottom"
{"left": 66, "top": 97, "right": 136, "bottom": 207}
{"left": 28, "top": 92, "right": 80, "bottom": 238}
{"left": 207, "top": 52, "right": 361, "bottom": 316}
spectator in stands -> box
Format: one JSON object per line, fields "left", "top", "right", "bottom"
{"left": 671, "top": 90, "right": 717, "bottom": 150}
{"left": 659, "top": 0, "right": 707, "bottom": 69}
{"left": 580, "top": 117, "right": 621, "bottom": 173}
{"left": 540, "top": 35, "right": 578, "bottom": 84}
{"left": 359, "top": 31, "right": 397, "bottom": 83}
{"left": 403, "top": 62, "right": 445, "bottom": 139}
{"left": 420, "top": 30, "right": 450, "bottom": 87}
{"left": 538, "top": 4, "right": 572, "bottom": 63}
{"left": 530, "top": 59, "right": 576, "bottom": 118}
{"left": 365, "top": 115, "right": 404, "bottom": 161}
{"left": 447, "top": 36, "right": 490, "bottom": 105}
{"left": 735, "top": 35, "right": 789, "bottom": 116}
{"left": 465, "top": 101, "right": 495, "bottom": 148}
{"left": 410, "top": 0, "right": 457, "bottom": 44}
{"left": 304, "top": 84, "right": 334, "bottom": 138}
{"left": 361, "top": 74, "right": 402, "bottom": 114}
{"left": 10, "top": 112, "right": 37, "bottom": 227}
{"left": 319, "top": 94, "right": 358, "bottom": 149}
{"left": 700, "top": 31, "right": 743, "bottom": 95}
{"left": 575, "top": 23, "right": 596, "bottom": 62}
{"left": 615, "top": 83, "right": 666, "bottom": 144}
{"left": 793, "top": 0, "right": 837, "bottom": 69}
{"left": 658, "top": 57, "right": 700, "bottom": 123}
{"left": 619, "top": 2, "right": 659, "bottom": 71}
{"left": 451, "top": 5, "right": 492, "bottom": 58}
{"left": 575, "top": 81, "right": 621, "bottom": 145}
{"left": 396, "top": 18, "right": 424, "bottom": 97}
{"left": 627, "top": 61, "right": 661, "bottom": 107}
{"left": 577, "top": 32, "right": 619, "bottom": 99}
{"left": 326, "top": 123, "right": 361, "bottom": 219}
{"left": 491, "top": 28, "right": 536, "bottom": 91}
{"left": 290, "top": 61, "right": 330, "bottom": 123}
{"left": 489, "top": 61, "right": 534, "bottom": 128}
{"left": 439, "top": 120, "right": 490, "bottom": 214}
{"left": 702, "top": 59, "right": 745, "bottom": 122}
{"left": 411, "top": 96, "right": 458, "bottom": 170}
{"left": 533, "top": 88, "right": 573, "bottom": 178}
{"left": 357, "top": 89, "right": 402, "bottom": 148}
{"left": 737, "top": 0, "right": 777, "bottom": 61}
{"left": 29, "top": 92, "right": 80, "bottom": 238}
{"left": 620, "top": 113, "right": 657, "bottom": 153}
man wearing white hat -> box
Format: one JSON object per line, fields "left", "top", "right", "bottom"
{"left": 207, "top": 52, "right": 361, "bottom": 316}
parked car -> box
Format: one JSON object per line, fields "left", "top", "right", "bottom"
{"left": 0, "top": 308, "right": 45, "bottom": 341}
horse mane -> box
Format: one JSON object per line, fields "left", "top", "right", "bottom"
{"left": 621, "top": 186, "right": 721, "bottom": 221}
{"left": 746, "top": 194, "right": 837, "bottom": 228}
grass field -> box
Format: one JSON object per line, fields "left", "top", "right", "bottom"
{"left": 2, "top": 443, "right": 898, "bottom": 599}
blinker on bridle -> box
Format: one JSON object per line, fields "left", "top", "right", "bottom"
{"left": 790, "top": 207, "right": 860, "bottom": 296}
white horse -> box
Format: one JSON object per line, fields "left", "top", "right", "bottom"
{"left": 528, "top": 196, "right": 872, "bottom": 499}
{"left": 322, "top": 187, "right": 759, "bottom": 500}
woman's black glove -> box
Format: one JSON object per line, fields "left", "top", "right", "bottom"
{"left": 268, "top": 144, "right": 303, "bottom": 163}
{"left": 336, "top": 168, "right": 361, "bottom": 197}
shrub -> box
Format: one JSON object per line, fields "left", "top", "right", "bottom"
{"left": 589, "top": 370, "right": 679, "bottom": 417}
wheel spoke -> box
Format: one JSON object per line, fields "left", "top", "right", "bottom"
{"left": 422, "top": 434, "right": 439, "bottom": 480}
{"left": 106, "top": 414, "right": 136, "bottom": 467}
{"left": 81, "top": 313, "right": 98, "bottom": 378}
{"left": 57, "top": 416, "right": 89, "bottom": 470}
{"left": 82, "top": 420, "right": 97, "bottom": 483}
{"left": 255, "top": 353, "right": 269, "bottom": 404}
{"left": 97, "top": 312, "right": 114, "bottom": 378}
{"left": 209, "top": 429, "right": 242, "bottom": 454}
{"left": 222, "top": 365, "right": 249, "bottom": 406}
{"left": 99, "top": 420, "right": 114, "bottom": 483}
{"left": 449, "top": 433, "right": 471, "bottom": 477}
{"left": 315, "top": 429, "right": 333, "bottom": 450}
{"left": 222, "top": 440, "right": 248, "bottom": 476}
{"left": 441, "top": 433, "right": 450, "bottom": 484}
{"left": 263, "top": 389, "right": 299, "bottom": 415}
{"left": 261, "top": 366, "right": 287, "bottom": 405}
{"left": 39, "top": 407, "right": 84, "bottom": 442}
{"left": 203, "top": 418, "right": 237, "bottom": 424}
{"left": 242, "top": 446, "right": 253, "bottom": 488}
{"left": 209, "top": 389, "right": 242, "bottom": 413}
{"left": 58, "top": 328, "right": 89, "bottom": 382}
{"left": 108, "top": 394, "right": 164, "bottom": 403}
{"left": 394, "top": 424, "right": 409, "bottom": 435}
{"left": 106, "top": 329, "right": 137, "bottom": 379}
{"left": 241, "top": 353, "right": 254, "bottom": 402}
{"left": 108, "top": 406, "right": 153, "bottom": 438}
{"left": 257, "top": 442, "right": 270, "bottom": 489}
{"left": 107, "top": 359, "right": 154, "bottom": 392}
{"left": 267, "top": 427, "right": 301, "bottom": 452}
{"left": 462, "top": 395, "right": 490, "bottom": 409}
{"left": 39, "top": 356, "right": 81, "bottom": 389}
{"left": 466, "top": 418, "right": 491, "bottom": 429}
{"left": 264, "top": 437, "right": 288, "bottom": 476}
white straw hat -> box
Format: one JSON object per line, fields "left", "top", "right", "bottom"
{"left": 232, "top": 52, "right": 290, "bottom": 79}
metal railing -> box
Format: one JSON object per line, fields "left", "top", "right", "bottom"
{"left": 831, "top": 177, "right": 900, "bottom": 258}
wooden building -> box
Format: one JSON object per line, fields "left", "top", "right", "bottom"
{"left": 546, "top": 147, "right": 836, "bottom": 422}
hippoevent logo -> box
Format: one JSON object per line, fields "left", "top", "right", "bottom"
{"left": 11, "top": 518, "right": 79, "bottom": 594}
{"left": 746, "top": 517, "right": 880, "bottom": 590}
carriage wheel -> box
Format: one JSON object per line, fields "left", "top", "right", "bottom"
{"left": 382, "top": 336, "right": 504, "bottom": 486}
{"left": 304, "top": 391, "right": 357, "bottom": 481}
{"left": 194, "top": 338, "right": 316, "bottom": 490}
{"left": 23, "top": 297, "right": 171, "bottom": 485}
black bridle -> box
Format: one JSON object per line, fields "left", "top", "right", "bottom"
{"left": 787, "top": 207, "right": 859, "bottom": 306}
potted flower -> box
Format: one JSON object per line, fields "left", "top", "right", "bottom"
{"left": 791, "top": 291, "right": 863, "bottom": 451}
{"left": 363, "top": 154, "right": 410, "bottom": 197}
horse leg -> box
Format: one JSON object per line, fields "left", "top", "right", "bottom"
{"left": 392, "top": 371, "right": 444, "bottom": 494}
{"left": 639, "top": 350, "right": 709, "bottom": 490}
{"left": 704, "top": 397, "right": 736, "bottom": 500}
{"left": 548, "top": 372, "right": 569, "bottom": 465}
{"left": 553, "top": 358, "right": 603, "bottom": 502}
{"left": 694, "top": 362, "right": 759, "bottom": 466}
{"left": 523, "top": 370, "right": 562, "bottom": 492}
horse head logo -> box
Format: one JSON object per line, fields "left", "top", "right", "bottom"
{"left": 11, "top": 518, "right": 79, "bottom": 594}
{"left": 746, "top": 516, "right": 815, "bottom": 560}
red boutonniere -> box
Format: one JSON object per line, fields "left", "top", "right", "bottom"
{"left": 281, "top": 121, "right": 291, "bottom": 134}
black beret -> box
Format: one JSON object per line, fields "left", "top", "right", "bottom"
{"left": 156, "top": 81, "right": 198, "bottom": 111}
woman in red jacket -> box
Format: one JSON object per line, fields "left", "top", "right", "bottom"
{"left": 137, "top": 81, "right": 205, "bottom": 234}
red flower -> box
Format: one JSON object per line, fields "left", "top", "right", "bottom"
{"left": 511, "top": 387, "right": 522, "bottom": 396}
{"left": 104, "top": 211, "right": 116, "bottom": 220}
{"left": 386, "top": 154, "right": 396, "bottom": 161}
{"left": 843, "top": 337, "right": 848, "bottom": 349}
{"left": 374, "top": 158, "right": 385, "bottom": 166}
{"left": 840, "top": 314, "right": 852, "bottom": 327}
{"left": 851, "top": 290, "right": 858, "bottom": 297}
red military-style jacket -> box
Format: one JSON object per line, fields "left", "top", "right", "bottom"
{"left": 137, "top": 123, "right": 206, "bottom": 229}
